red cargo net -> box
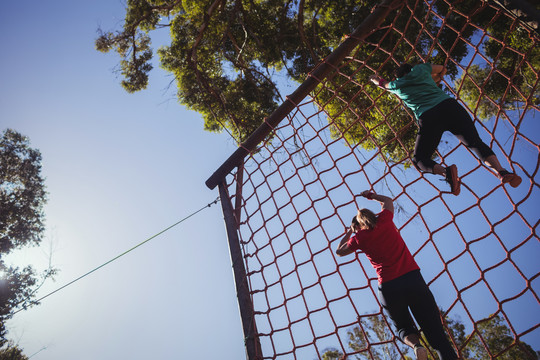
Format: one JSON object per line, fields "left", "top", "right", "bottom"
{"left": 217, "top": 1, "right": 539, "bottom": 359}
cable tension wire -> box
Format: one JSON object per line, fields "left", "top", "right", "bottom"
{"left": 13, "top": 196, "right": 221, "bottom": 315}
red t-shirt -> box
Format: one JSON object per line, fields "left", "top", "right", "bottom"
{"left": 347, "top": 209, "right": 419, "bottom": 284}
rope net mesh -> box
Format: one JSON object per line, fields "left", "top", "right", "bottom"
{"left": 220, "top": 1, "right": 539, "bottom": 359}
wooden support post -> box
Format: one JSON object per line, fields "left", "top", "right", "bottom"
{"left": 218, "top": 181, "right": 261, "bottom": 360}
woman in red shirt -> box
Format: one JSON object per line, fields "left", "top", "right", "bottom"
{"left": 336, "top": 190, "right": 458, "bottom": 360}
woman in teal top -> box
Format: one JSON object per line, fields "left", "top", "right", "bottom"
{"left": 385, "top": 63, "right": 451, "bottom": 119}
{"left": 369, "top": 63, "right": 521, "bottom": 195}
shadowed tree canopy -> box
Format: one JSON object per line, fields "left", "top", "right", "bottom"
{"left": 321, "top": 314, "right": 413, "bottom": 360}
{"left": 0, "top": 343, "right": 29, "bottom": 360}
{"left": 0, "top": 264, "right": 39, "bottom": 346}
{"left": 96, "top": 0, "right": 539, "bottom": 164}
{"left": 461, "top": 314, "right": 539, "bottom": 359}
{"left": 0, "top": 129, "right": 46, "bottom": 254}
{"left": 0, "top": 129, "right": 53, "bottom": 347}
{"left": 321, "top": 312, "right": 538, "bottom": 359}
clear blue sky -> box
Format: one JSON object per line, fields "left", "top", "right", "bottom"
{"left": 1, "top": 1, "right": 246, "bottom": 359}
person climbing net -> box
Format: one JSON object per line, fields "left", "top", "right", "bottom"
{"left": 336, "top": 190, "right": 459, "bottom": 360}
{"left": 369, "top": 63, "right": 522, "bottom": 195}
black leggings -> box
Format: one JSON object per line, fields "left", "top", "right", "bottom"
{"left": 378, "top": 270, "right": 458, "bottom": 360}
{"left": 413, "top": 98, "right": 495, "bottom": 172}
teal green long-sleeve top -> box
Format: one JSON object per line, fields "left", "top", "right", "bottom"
{"left": 386, "top": 63, "right": 451, "bottom": 121}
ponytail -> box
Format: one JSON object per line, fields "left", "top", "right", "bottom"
{"left": 356, "top": 208, "right": 377, "bottom": 230}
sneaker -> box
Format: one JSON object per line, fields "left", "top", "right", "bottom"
{"left": 445, "top": 164, "right": 460, "bottom": 195}
{"left": 414, "top": 344, "right": 428, "bottom": 360}
{"left": 499, "top": 170, "right": 522, "bottom": 188}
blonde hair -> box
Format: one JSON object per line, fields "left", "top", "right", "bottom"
{"left": 356, "top": 208, "right": 377, "bottom": 230}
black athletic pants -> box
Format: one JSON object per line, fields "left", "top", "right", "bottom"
{"left": 378, "top": 270, "right": 458, "bottom": 360}
{"left": 413, "top": 98, "right": 495, "bottom": 172}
